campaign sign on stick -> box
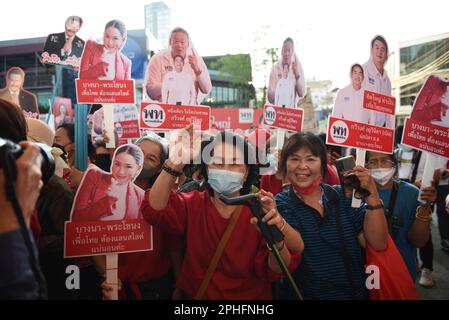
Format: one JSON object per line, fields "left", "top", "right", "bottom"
{"left": 140, "top": 102, "right": 210, "bottom": 131}
{"left": 210, "top": 108, "right": 263, "bottom": 131}
{"left": 263, "top": 105, "right": 303, "bottom": 132}
{"left": 402, "top": 75, "right": 449, "bottom": 159}
{"left": 326, "top": 116, "right": 394, "bottom": 154}
{"left": 64, "top": 145, "right": 153, "bottom": 258}
{"left": 402, "top": 119, "right": 449, "bottom": 158}
{"left": 114, "top": 105, "right": 140, "bottom": 145}
{"left": 76, "top": 79, "right": 135, "bottom": 104}
{"left": 363, "top": 90, "right": 396, "bottom": 115}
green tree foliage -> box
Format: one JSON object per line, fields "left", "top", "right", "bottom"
{"left": 210, "top": 54, "right": 252, "bottom": 86}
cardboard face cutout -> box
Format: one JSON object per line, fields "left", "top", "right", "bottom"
{"left": 0, "top": 67, "right": 39, "bottom": 119}
{"left": 65, "top": 144, "right": 153, "bottom": 258}
{"left": 144, "top": 27, "right": 212, "bottom": 106}
{"left": 402, "top": 75, "right": 449, "bottom": 158}
{"left": 332, "top": 63, "right": 370, "bottom": 124}
{"left": 41, "top": 16, "right": 85, "bottom": 69}
{"left": 76, "top": 20, "right": 135, "bottom": 104}
{"left": 267, "top": 38, "right": 306, "bottom": 108}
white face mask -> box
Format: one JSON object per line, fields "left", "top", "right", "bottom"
{"left": 370, "top": 168, "right": 395, "bottom": 186}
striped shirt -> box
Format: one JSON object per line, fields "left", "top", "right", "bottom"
{"left": 276, "top": 184, "right": 368, "bottom": 300}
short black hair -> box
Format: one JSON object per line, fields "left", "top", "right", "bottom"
{"left": 350, "top": 63, "right": 364, "bottom": 75}
{"left": 279, "top": 132, "right": 328, "bottom": 178}
{"left": 0, "top": 98, "right": 27, "bottom": 143}
{"left": 317, "top": 132, "right": 343, "bottom": 156}
{"left": 371, "top": 35, "right": 388, "bottom": 53}
{"left": 57, "top": 123, "right": 75, "bottom": 143}
{"left": 200, "top": 131, "right": 258, "bottom": 196}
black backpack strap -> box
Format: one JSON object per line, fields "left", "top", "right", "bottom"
{"left": 410, "top": 151, "right": 422, "bottom": 184}
{"left": 385, "top": 180, "right": 399, "bottom": 240}
{"left": 322, "top": 184, "right": 357, "bottom": 300}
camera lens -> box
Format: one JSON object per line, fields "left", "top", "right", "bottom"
{"left": 36, "top": 143, "right": 55, "bottom": 184}
{"left": 354, "top": 188, "right": 371, "bottom": 200}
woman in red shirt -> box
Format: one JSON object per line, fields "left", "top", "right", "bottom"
{"left": 141, "top": 127, "right": 302, "bottom": 299}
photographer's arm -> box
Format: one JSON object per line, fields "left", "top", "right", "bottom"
{"left": 0, "top": 142, "right": 43, "bottom": 299}
{"left": 0, "top": 142, "right": 43, "bottom": 233}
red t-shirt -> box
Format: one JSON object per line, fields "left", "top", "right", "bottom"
{"left": 118, "top": 227, "right": 182, "bottom": 300}
{"left": 260, "top": 174, "right": 283, "bottom": 195}
{"left": 325, "top": 164, "right": 340, "bottom": 186}
{"left": 141, "top": 190, "right": 300, "bottom": 300}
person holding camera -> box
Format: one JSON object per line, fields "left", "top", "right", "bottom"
{"left": 366, "top": 151, "right": 437, "bottom": 281}
{"left": 0, "top": 98, "right": 47, "bottom": 299}
{"left": 273, "top": 132, "right": 388, "bottom": 300}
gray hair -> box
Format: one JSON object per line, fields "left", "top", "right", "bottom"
{"left": 169, "top": 27, "right": 189, "bottom": 45}
{"left": 135, "top": 132, "right": 169, "bottom": 164}
{"left": 65, "top": 16, "right": 83, "bottom": 28}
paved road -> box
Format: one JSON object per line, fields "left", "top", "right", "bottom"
{"left": 417, "top": 216, "right": 449, "bottom": 300}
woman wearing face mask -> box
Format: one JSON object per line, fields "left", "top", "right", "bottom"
{"left": 275, "top": 132, "right": 388, "bottom": 300}
{"left": 79, "top": 19, "right": 131, "bottom": 80}
{"left": 365, "top": 151, "right": 437, "bottom": 280}
{"left": 70, "top": 144, "right": 144, "bottom": 222}
{"left": 141, "top": 126, "right": 302, "bottom": 299}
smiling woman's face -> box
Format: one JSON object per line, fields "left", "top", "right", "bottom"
{"left": 103, "top": 26, "right": 125, "bottom": 53}
{"left": 286, "top": 146, "right": 322, "bottom": 189}
{"left": 112, "top": 152, "right": 141, "bottom": 185}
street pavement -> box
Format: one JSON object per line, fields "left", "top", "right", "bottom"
{"left": 417, "top": 215, "right": 449, "bottom": 300}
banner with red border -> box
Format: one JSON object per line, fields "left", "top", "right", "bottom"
{"left": 363, "top": 90, "right": 396, "bottom": 115}
{"left": 402, "top": 118, "right": 449, "bottom": 158}
{"left": 76, "top": 79, "right": 135, "bottom": 104}
{"left": 263, "top": 105, "right": 304, "bottom": 131}
{"left": 326, "top": 116, "right": 394, "bottom": 154}
{"left": 64, "top": 220, "right": 153, "bottom": 258}
{"left": 139, "top": 102, "right": 210, "bottom": 131}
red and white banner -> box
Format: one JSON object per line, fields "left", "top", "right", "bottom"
{"left": 140, "top": 103, "right": 210, "bottom": 131}
{"left": 64, "top": 220, "right": 153, "bottom": 257}
{"left": 326, "top": 116, "right": 394, "bottom": 154}
{"left": 263, "top": 105, "right": 303, "bottom": 131}
{"left": 113, "top": 105, "right": 140, "bottom": 145}
{"left": 401, "top": 75, "right": 449, "bottom": 159}
{"left": 402, "top": 118, "right": 449, "bottom": 158}
{"left": 211, "top": 108, "right": 263, "bottom": 131}
{"left": 76, "top": 79, "right": 135, "bottom": 104}
{"left": 64, "top": 146, "right": 152, "bottom": 258}
{"left": 363, "top": 90, "right": 396, "bottom": 115}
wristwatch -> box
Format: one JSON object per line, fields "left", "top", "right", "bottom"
{"left": 365, "top": 200, "right": 384, "bottom": 211}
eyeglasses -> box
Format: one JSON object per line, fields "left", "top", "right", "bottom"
{"left": 366, "top": 159, "right": 395, "bottom": 168}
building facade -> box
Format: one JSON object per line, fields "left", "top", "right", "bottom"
{"left": 391, "top": 32, "right": 449, "bottom": 125}
{"left": 144, "top": 1, "right": 171, "bottom": 49}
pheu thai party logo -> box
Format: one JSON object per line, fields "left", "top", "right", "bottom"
{"left": 142, "top": 104, "right": 165, "bottom": 128}
{"left": 330, "top": 120, "right": 349, "bottom": 144}
{"left": 264, "top": 106, "right": 276, "bottom": 126}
